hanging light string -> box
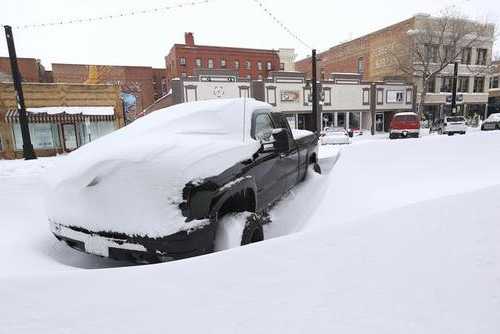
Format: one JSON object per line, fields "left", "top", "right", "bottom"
{"left": 4, "top": 0, "right": 213, "bottom": 30}
{"left": 251, "top": 0, "right": 313, "bottom": 50}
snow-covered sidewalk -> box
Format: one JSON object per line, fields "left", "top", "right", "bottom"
{"left": 1, "top": 131, "right": 499, "bottom": 333}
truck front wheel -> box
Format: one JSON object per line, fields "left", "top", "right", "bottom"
{"left": 214, "top": 212, "right": 265, "bottom": 251}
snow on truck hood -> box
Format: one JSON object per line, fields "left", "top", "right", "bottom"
{"left": 45, "top": 99, "right": 269, "bottom": 237}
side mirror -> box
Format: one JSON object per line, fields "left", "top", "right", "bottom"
{"left": 272, "top": 128, "right": 290, "bottom": 153}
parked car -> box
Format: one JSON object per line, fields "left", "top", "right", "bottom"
{"left": 47, "top": 98, "right": 320, "bottom": 263}
{"left": 320, "top": 127, "right": 351, "bottom": 145}
{"left": 433, "top": 116, "right": 467, "bottom": 135}
{"left": 389, "top": 112, "right": 420, "bottom": 139}
{"left": 481, "top": 113, "right": 500, "bottom": 131}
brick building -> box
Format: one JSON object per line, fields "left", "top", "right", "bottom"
{"left": 164, "top": 32, "right": 280, "bottom": 91}
{"left": 0, "top": 57, "right": 49, "bottom": 82}
{"left": 296, "top": 14, "right": 495, "bottom": 122}
{"left": 51, "top": 63, "right": 157, "bottom": 119}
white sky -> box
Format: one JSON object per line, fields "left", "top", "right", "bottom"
{"left": 0, "top": 0, "right": 498, "bottom": 70}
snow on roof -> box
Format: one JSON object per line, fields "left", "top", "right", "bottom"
{"left": 394, "top": 112, "right": 418, "bottom": 116}
{"left": 27, "top": 106, "right": 114, "bottom": 116}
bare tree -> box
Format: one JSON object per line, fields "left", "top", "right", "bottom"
{"left": 387, "top": 10, "right": 496, "bottom": 116}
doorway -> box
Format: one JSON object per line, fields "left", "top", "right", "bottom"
{"left": 375, "top": 113, "right": 384, "bottom": 132}
{"left": 62, "top": 123, "right": 78, "bottom": 151}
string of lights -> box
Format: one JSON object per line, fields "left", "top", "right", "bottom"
{"left": 2, "top": 0, "right": 213, "bottom": 30}
{"left": 251, "top": 0, "right": 313, "bottom": 50}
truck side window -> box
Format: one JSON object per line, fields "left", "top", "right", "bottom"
{"left": 254, "top": 114, "right": 275, "bottom": 140}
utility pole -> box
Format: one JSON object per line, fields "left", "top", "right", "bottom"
{"left": 311, "top": 49, "right": 320, "bottom": 133}
{"left": 4, "top": 25, "right": 36, "bottom": 160}
{"left": 451, "top": 61, "right": 459, "bottom": 115}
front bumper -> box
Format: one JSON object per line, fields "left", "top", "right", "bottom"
{"left": 50, "top": 220, "right": 217, "bottom": 263}
{"left": 482, "top": 122, "right": 499, "bottom": 131}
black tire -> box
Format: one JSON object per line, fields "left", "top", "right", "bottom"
{"left": 240, "top": 213, "right": 264, "bottom": 246}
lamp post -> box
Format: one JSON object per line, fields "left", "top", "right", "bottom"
{"left": 451, "top": 61, "right": 459, "bottom": 115}
{"left": 4, "top": 25, "right": 36, "bottom": 159}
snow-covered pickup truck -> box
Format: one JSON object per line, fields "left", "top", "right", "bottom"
{"left": 47, "top": 98, "right": 319, "bottom": 263}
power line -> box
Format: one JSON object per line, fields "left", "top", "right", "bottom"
{"left": 251, "top": 0, "right": 313, "bottom": 50}
{"left": 3, "top": 0, "right": 214, "bottom": 30}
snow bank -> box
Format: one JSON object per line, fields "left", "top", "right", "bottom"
{"left": 1, "top": 184, "right": 499, "bottom": 333}
{"left": 2, "top": 130, "right": 500, "bottom": 333}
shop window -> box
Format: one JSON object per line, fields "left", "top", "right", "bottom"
{"left": 473, "top": 77, "right": 485, "bottom": 93}
{"left": 79, "top": 121, "right": 116, "bottom": 145}
{"left": 12, "top": 123, "right": 60, "bottom": 150}
{"left": 349, "top": 112, "right": 361, "bottom": 130}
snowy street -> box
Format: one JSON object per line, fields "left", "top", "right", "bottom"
{"left": 1, "top": 131, "right": 500, "bottom": 333}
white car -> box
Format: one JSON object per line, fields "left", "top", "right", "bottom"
{"left": 436, "top": 116, "right": 467, "bottom": 135}
{"left": 481, "top": 113, "right": 500, "bottom": 131}
{"left": 320, "top": 127, "right": 351, "bottom": 145}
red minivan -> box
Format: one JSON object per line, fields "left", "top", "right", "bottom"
{"left": 389, "top": 112, "right": 420, "bottom": 139}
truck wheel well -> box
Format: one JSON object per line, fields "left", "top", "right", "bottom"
{"left": 217, "top": 188, "right": 256, "bottom": 219}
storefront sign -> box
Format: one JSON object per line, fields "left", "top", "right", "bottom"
{"left": 280, "top": 90, "right": 300, "bottom": 102}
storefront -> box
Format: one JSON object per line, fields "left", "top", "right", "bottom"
{"left": 0, "top": 82, "right": 123, "bottom": 159}
{"left": 6, "top": 107, "right": 116, "bottom": 154}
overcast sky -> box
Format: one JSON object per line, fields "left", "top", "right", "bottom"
{"left": 0, "top": 0, "right": 498, "bottom": 70}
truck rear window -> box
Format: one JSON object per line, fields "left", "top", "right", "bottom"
{"left": 446, "top": 117, "right": 465, "bottom": 122}
{"left": 394, "top": 115, "right": 418, "bottom": 122}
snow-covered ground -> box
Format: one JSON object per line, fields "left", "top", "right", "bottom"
{"left": 1, "top": 130, "right": 499, "bottom": 333}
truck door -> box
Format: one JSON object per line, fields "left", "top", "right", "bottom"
{"left": 271, "top": 113, "right": 300, "bottom": 192}
{"left": 250, "top": 112, "right": 284, "bottom": 207}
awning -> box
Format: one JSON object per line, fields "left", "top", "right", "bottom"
{"left": 5, "top": 107, "right": 116, "bottom": 123}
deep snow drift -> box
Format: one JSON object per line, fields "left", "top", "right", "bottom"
{"left": 1, "top": 131, "right": 500, "bottom": 333}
